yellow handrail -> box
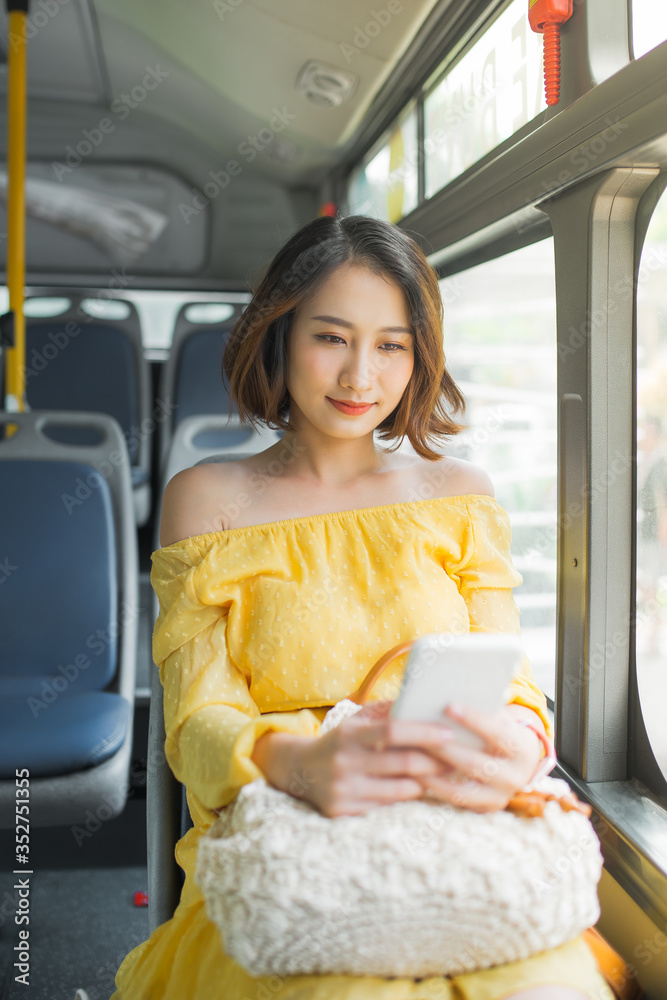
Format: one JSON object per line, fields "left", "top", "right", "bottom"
{"left": 4, "top": 4, "right": 28, "bottom": 418}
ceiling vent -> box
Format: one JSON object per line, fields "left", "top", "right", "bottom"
{"left": 296, "top": 61, "right": 358, "bottom": 109}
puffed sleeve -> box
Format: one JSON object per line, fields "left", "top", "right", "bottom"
{"left": 453, "top": 499, "right": 552, "bottom": 739}
{"left": 151, "top": 542, "right": 322, "bottom": 812}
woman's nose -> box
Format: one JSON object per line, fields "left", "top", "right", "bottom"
{"left": 340, "top": 372, "right": 373, "bottom": 393}
{"left": 339, "top": 350, "right": 377, "bottom": 391}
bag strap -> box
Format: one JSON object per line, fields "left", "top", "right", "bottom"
{"left": 348, "top": 639, "right": 414, "bottom": 705}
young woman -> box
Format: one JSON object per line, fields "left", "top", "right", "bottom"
{"left": 112, "top": 216, "right": 615, "bottom": 1000}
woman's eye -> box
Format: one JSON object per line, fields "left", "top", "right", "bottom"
{"left": 315, "top": 335, "right": 405, "bottom": 351}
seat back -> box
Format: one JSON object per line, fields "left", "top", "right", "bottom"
{"left": 24, "top": 293, "right": 152, "bottom": 522}
{"left": 0, "top": 411, "right": 138, "bottom": 825}
{"left": 0, "top": 458, "right": 117, "bottom": 697}
{"left": 157, "top": 300, "right": 248, "bottom": 465}
{"left": 158, "top": 412, "right": 281, "bottom": 483}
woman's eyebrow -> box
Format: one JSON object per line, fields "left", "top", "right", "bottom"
{"left": 310, "top": 314, "right": 413, "bottom": 335}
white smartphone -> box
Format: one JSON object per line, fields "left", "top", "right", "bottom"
{"left": 389, "top": 632, "right": 524, "bottom": 749}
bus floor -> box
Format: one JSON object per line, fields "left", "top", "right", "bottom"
{"left": 0, "top": 712, "right": 152, "bottom": 1000}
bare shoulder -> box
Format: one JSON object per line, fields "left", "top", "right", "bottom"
{"left": 427, "top": 455, "right": 495, "bottom": 499}
{"left": 159, "top": 461, "right": 246, "bottom": 547}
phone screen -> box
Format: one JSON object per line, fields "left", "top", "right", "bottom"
{"left": 390, "top": 632, "right": 524, "bottom": 747}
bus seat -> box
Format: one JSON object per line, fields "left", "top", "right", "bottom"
{"left": 24, "top": 293, "right": 152, "bottom": 526}
{"left": 147, "top": 450, "right": 257, "bottom": 931}
{"left": 152, "top": 420, "right": 280, "bottom": 647}
{"left": 0, "top": 411, "right": 138, "bottom": 828}
{"left": 157, "top": 302, "right": 247, "bottom": 466}
{"left": 158, "top": 413, "right": 281, "bottom": 488}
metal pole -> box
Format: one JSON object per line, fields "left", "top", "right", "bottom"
{"left": 4, "top": 0, "right": 28, "bottom": 416}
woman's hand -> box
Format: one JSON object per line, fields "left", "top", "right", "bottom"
{"left": 300, "top": 702, "right": 462, "bottom": 817}
{"left": 252, "top": 700, "right": 544, "bottom": 817}
{"left": 255, "top": 701, "right": 456, "bottom": 818}
{"left": 415, "top": 702, "right": 545, "bottom": 813}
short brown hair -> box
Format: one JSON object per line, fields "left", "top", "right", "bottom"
{"left": 222, "top": 215, "right": 465, "bottom": 460}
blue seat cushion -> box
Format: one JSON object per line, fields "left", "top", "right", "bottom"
{"left": 0, "top": 692, "right": 130, "bottom": 778}
{"left": 0, "top": 460, "right": 117, "bottom": 693}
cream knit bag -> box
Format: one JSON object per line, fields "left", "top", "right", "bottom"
{"left": 195, "top": 640, "right": 603, "bottom": 978}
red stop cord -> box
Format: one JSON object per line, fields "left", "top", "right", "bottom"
{"left": 529, "top": 0, "right": 574, "bottom": 106}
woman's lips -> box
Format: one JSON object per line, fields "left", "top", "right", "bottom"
{"left": 326, "top": 398, "right": 374, "bottom": 415}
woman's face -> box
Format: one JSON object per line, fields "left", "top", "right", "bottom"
{"left": 285, "top": 263, "right": 415, "bottom": 440}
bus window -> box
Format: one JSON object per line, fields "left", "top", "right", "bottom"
{"left": 424, "top": 0, "right": 546, "bottom": 199}
{"left": 635, "top": 184, "right": 667, "bottom": 778}
{"left": 632, "top": 0, "right": 667, "bottom": 59}
{"left": 438, "top": 238, "right": 557, "bottom": 700}
{"left": 347, "top": 103, "right": 418, "bottom": 223}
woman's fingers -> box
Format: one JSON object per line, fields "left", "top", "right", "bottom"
{"left": 350, "top": 702, "right": 521, "bottom": 765}
{"left": 325, "top": 703, "right": 531, "bottom": 816}
{"left": 443, "top": 704, "right": 517, "bottom": 757}
{"left": 354, "top": 700, "right": 393, "bottom": 722}
{"left": 321, "top": 774, "right": 428, "bottom": 816}
{"left": 351, "top": 774, "right": 427, "bottom": 804}
{"left": 425, "top": 738, "right": 513, "bottom": 788}
{"left": 425, "top": 731, "right": 524, "bottom": 798}
{"left": 418, "top": 773, "right": 507, "bottom": 813}
{"left": 361, "top": 747, "right": 451, "bottom": 778}
{"left": 352, "top": 715, "right": 455, "bottom": 755}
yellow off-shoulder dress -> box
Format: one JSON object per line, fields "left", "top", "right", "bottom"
{"left": 112, "top": 495, "right": 613, "bottom": 1000}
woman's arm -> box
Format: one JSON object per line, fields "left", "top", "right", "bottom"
{"left": 153, "top": 473, "right": 323, "bottom": 814}
{"left": 505, "top": 701, "right": 549, "bottom": 742}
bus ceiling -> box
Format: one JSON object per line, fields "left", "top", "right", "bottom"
{"left": 0, "top": 0, "right": 445, "bottom": 285}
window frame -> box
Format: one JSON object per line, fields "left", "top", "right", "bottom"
{"left": 629, "top": 174, "right": 667, "bottom": 800}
